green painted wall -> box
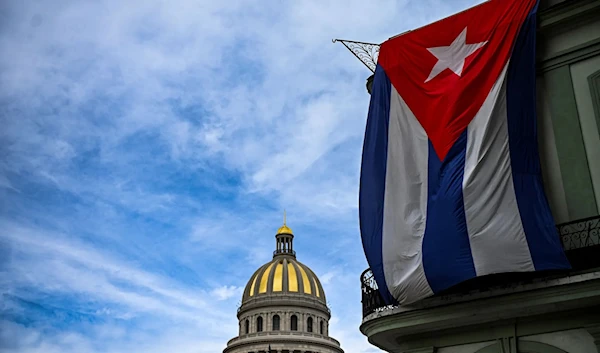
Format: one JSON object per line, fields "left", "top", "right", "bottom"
{"left": 544, "top": 66, "right": 598, "bottom": 219}
{"left": 590, "top": 69, "right": 600, "bottom": 137}
{"left": 570, "top": 56, "right": 600, "bottom": 213}
{"left": 537, "top": 77, "right": 570, "bottom": 223}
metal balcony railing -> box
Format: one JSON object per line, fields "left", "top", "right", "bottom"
{"left": 558, "top": 215, "right": 600, "bottom": 250}
{"left": 361, "top": 215, "right": 600, "bottom": 318}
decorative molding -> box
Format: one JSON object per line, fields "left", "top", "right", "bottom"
{"left": 535, "top": 0, "right": 600, "bottom": 72}
{"left": 238, "top": 295, "right": 330, "bottom": 318}
{"left": 538, "top": 0, "right": 600, "bottom": 33}
{"left": 223, "top": 334, "right": 344, "bottom": 353}
{"left": 537, "top": 38, "right": 600, "bottom": 73}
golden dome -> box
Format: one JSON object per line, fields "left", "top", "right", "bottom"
{"left": 277, "top": 224, "right": 293, "bottom": 235}
{"left": 241, "top": 213, "right": 325, "bottom": 304}
{"left": 242, "top": 256, "right": 326, "bottom": 304}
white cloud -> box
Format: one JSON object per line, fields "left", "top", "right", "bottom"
{"left": 0, "top": 320, "right": 233, "bottom": 353}
{"left": 0, "top": 0, "right": 487, "bottom": 352}
{"left": 0, "top": 221, "right": 229, "bottom": 325}
{"left": 320, "top": 271, "right": 337, "bottom": 285}
{"left": 211, "top": 286, "right": 243, "bottom": 301}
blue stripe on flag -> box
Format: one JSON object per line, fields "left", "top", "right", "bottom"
{"left": 505, "top": 2, "right": 571, "bottom": 271}
{"left": 422, "top": 130, "right": 477, "bottom": 293}
{"left": 359, "top": 64, "right": 396, "bottom": 304}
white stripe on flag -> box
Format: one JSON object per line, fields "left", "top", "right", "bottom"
{"left": 463, "top": 64, "right": 535, "bottom": 275}
{"left": 382, "top": 85, "right": 433, "bottom": 304}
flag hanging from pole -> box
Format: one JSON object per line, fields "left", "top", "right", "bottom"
{"left": 359, "top": 0, "right": 570, "bottom": 305}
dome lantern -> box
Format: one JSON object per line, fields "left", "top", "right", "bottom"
{"left": 274, "top": 210, "right": 295, "bottom": 258}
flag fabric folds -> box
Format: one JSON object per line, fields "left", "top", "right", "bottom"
{"left": 359, "top": 0, "right": 570, "bottom": 305}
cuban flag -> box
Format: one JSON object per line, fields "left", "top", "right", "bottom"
{"left": 359, "top": 0, "right": 571, "bottom": 305}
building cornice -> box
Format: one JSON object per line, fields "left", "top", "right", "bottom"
{"left": 238, "top": 295, "right": 330, "bottom": 318}
{"left": 223, "top": 332, "right": 343, "bottom": 353}
{"left": 538, "top": 0, "right": 600, "bottom": 32}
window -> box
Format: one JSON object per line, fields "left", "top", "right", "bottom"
{"left": 319, "top": 320, "right": 324, "bottom": 335}
{"left": 272, "top": 315, "right": 280, "bottom": 331}
{"left": 257, "top": 316, "right": 263, "bottom": 332}
{"left": 307, "top": 317, "right": 313, "bottom": 332}
{"left": 290, "top": 315, "right": 298, "bottom": 331}
{"left": 245, "top": 319, "right": 249, "bottom": 334}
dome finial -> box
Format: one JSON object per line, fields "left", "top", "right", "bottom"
{"left": 277, "top": 210, "right": 292, "bottom": 235}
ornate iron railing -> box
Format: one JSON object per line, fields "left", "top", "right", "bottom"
{"left": 558, "top": 215, "right": 600, "bottom": 250}
{"left": 332, "top": 39, "right": 380, "bottom": 73}
{"left": 360, "top": 215, "right": 600, "bottom": 318}
{"left": 361, "top": 268, "right": 394, "bottom": 317}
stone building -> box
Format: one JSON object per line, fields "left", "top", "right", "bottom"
{"left": 354, "top": 0, "right": 600, "bottom": 352}
{"left": 223, "top": 219, "right": 344, "bottom": 353}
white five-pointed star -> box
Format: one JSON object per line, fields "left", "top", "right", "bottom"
{"left": 425, "top": 27, "right": 487, "bottom": 83}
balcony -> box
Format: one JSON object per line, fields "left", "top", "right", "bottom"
{"left": 361, "top": 215, "right": 600, "bottom": 318}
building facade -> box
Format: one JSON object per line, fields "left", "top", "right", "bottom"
{"left": 359, "top": 0, "right": 600, "bottom": 352}
{"left": 223, "top": 221, "right": 344, "bottom": 353}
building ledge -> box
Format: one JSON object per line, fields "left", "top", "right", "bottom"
{"left": 364, "top": 269, "right": 600, "bottom": 322}
{"left": 237, "top": 294, "right": 330, "bottom": 318}
{"left": 359, "top": 216, "right": 600, "bottom": 350}
{"left": 360, "top": 270, "right": 600, "bottom": 351}
{"left": 361, "top": 216, "right": 600, "bottom": 317}
{"left": 224, "top": 332, "right": 343, "bottom": 353}
{"left": 538, "top": 0, "right": 600, "bottom": 31}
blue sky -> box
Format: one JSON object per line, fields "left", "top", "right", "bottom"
{"left": 0, "top": 1, "right": 482, "bottom": 352}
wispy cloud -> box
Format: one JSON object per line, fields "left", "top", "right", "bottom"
{"left": 0, "top": 0, "right": 485, "bottom": 352}
{"left": 211, "top": 286, "right": 244, "bottom": 301}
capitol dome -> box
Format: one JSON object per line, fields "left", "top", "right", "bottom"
{"left": 242, "top": 231, "right": 326, "bottom": 304}
{"left": 223, "top": 214, "right": 344, "bottom": 353}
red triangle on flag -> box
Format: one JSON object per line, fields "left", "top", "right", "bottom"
{"left": 378, "top": 0, "right": 537, "bottom": 161}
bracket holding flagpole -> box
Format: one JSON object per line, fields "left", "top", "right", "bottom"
{"left": 332, "top": 39, "right": 381, "bottom": 73}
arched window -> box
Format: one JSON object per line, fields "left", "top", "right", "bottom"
{"left": 272, "top": 315, "right": 280, "bottom": 331}
{"left": 320, "top": 320, "right": 324, "bottom": 335}
{"left": 307, "top": 317, "right": 313, "bottom": 332}
{"left": 245, "top": 319, "right": 249, "bottom": 334}
{"left": 291, "top": 315, "right": 298, "bottom": 331}
{"left": 257, "top": 316, "right": 263, "bottom": 332}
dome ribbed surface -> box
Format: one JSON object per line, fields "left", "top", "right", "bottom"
{"left": 242, "top": 255, "right": 326, "bottom": 304}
